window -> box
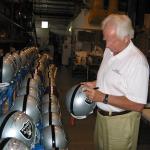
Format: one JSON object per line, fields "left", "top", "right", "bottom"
{"left": 41, "top": 21, "right": 48, "bottom": 28}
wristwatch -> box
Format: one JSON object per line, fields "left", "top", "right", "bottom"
{"left": 103, "top": 94, "right": 109, "bottom": 104}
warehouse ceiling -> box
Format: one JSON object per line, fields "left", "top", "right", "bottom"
{"left": 33, "top": 0, "right": 88, "bottom": 30}
{"left": 33, "top": 0, "right": 85, "bottom": 18}
{"left": 0, "top": 0, "right": 150, "bottom": 33}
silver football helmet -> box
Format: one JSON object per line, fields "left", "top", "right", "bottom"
{"left": 41, "top": 125, "right": 68, "bottom": 150}
{"left": 66, "top": 84, "right": 96, "bottom": 119}
{"left": 42, "top": 112, "right": 62, "bottom": 128}
{"left": 2, "top": 55, "right": 15, "bottom": 83}
{"left": 20, "top": 78, "right": 40, "bottom": 91}
{"left": 17, "top": 86, "right": 40, "bottom": 103}
{"left": 20, "top": 51, "right": 27, "bottom": 67}
{"left": 28, "top": 78, "right": 40, "bottom": 90}
{"left": 12, "top": 52, "right": 22, "bottom": 72}
{"left": 42, "top": 94, "right": 59, "bottom": 105}
{"left": 0, "top": 111, "right": 36, "bottom": 148}
{"left": 11, "top": 95, "right": 41, "bottom": 124}
{"left": 41, "top": 100, "right": 60, "bottom": 114}
{"left": 33, "top": 73, "right": 42, "bottom": 87}
{"left": 19, "top": 74, "right": 32, "bottom": 88}
{"left": 0, "top": 137, "right": 29, "bottom": 150}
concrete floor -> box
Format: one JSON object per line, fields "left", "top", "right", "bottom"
{"left": 56, "top": 66, "right": 95, "bottom": 150}
{"left": 56, "top": 66, "right": 150, "bottom": 150}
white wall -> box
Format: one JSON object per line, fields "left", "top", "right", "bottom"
{"left": 36, "top": 27, "right": 49, "bottom": 47}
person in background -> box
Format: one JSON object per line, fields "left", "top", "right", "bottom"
{"left": 81, "top": 14, "right": 149, "bottom": 150}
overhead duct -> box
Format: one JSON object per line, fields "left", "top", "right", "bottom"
{"left": 88, "top": 0, "right": 107, "bottom": 25}
{"left": 71, "top": 9, "right": 101, "bottom": 30}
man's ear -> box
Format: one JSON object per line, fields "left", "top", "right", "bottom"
{"left": 124, "top": 35, "right": 130, "bottom": 43}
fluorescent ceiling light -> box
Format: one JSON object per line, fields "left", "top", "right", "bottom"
{"left": 41, "top": 21, "right": 48, "bottom": 28}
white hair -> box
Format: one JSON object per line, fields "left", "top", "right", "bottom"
{"left": 101, "top": 14, "right": 134, "bottom": 39}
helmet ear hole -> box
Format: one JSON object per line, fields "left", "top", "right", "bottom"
{"left": 66, "top": 84, "right": 96, "bottom": 119}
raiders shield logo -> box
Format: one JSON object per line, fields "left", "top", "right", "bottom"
{"left": 20, "top": 121, "right": 33, "bottom": 139}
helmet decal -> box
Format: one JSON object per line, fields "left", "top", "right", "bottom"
{"left": 20, "top": 121, "right": 33, "bottom": 139}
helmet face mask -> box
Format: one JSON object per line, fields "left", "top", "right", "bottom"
{"left": 66, "top": 84, "right": 96, "bottom": 119}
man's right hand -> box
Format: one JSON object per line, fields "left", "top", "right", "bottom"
{"left": 80, "top": 81, "right": 96, "bottom": 88}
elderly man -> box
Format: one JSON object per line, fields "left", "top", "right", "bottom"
{"left": 82, "top": 14, "right": 149, "bottom": 150}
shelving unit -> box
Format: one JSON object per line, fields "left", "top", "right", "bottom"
{"left": 0, "top": 0, "right": 37, "bottom": 53}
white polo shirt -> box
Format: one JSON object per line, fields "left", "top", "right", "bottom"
{"left": 96, "top": 41, "right": 149, "bottom": 112}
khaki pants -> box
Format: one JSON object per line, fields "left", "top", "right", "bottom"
{"left": 94, "top": 111, "right": 141, "bottom": 150}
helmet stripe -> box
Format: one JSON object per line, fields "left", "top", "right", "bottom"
{"left": 70, "top": 84, "right": 81, "bottom": 116}
{"left": 23, "top": 95, "right": 28, "bottom": 112}
{"left": 0, "top": 111, "right": 17, "bottom": 138}
{"left": 51, "top": 125, "right": 56, "bottom": 148}
{"left": 0, "top": 137, "right": 11, "bottom": 149}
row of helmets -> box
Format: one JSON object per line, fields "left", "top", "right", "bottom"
{"left": 40, "top": 64, "right": 68, "bottom": 150}
{"left": 1, "top": 47, "right": 38, "bottom": 83}
{"left": 0, "top": 52, "right": 53, "bottom": 149}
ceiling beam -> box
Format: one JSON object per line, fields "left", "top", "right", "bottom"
{"left": 33, "top": 0, "right": 74, "bottom": 5}
{"left": 34, "top": 2, "right": 74, "bottom": 6}
{"left": 34, "top": 4, "right": 74, "bottom": 10}
{"left": 34, "top": 11, "right": 74, "bottom": 18}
